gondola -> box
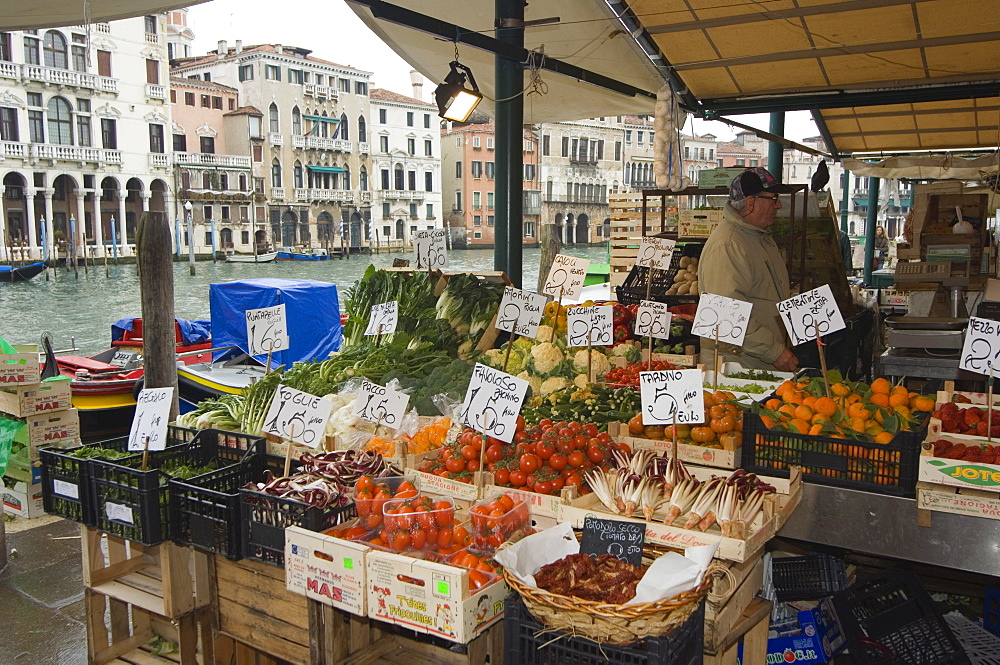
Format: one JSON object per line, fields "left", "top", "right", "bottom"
{"left": 0, "top": 261, "right": 47, "bottom": 282}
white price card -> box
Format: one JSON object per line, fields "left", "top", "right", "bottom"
{"left": 692, "top": 293, "right": 752, "bottom": 346}
{"left": 496, "top": 287, "right": 548, "bottom": 339}
{"left": 777, "top": 285, "right": 845, "bottom": 346}
{"left": 639, "top": 369, "right": 705, "bottom": 425}
{"left": 960, "top": 317, "right": 1000, "bottom": 375}
{"left": 634, "top": 300, "right": 673, "bottom": 340}
{"left": 460, "top": 364, "right": 528, "bottom": 444}
{"left": 637, "top": 237, "right": 676, "bottom": 270}
{"left": 127, "top": 387, "right": 174, "bottom": 451}
{"left": 246, "top": 303, "right": 289, "bottom": 355}
{"left": 261, "top": 384, "right": 335, "bottom": 448}
{"left": 566, "top": 305, "right": 614, "bottom": 347}
{"left": 542, "top": 254, "right": 590, "bottom": 301}
{"left": 365, "top": 301, "right": 398, "bottom": 336}
{"left": 413, "top": 229, "right": 449, "bottom": 269}
{"left": 352, "top": 379, "right": 410, "bottom": 430}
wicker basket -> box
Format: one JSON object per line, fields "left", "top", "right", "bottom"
{"left": 502, "top": 561, "right": 719, "bottom": 646}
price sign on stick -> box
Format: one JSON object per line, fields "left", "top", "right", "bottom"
{"left": 639, "top": 369, "right": 704, "bottom": 425}
{"left": 692, "top": 293, "right": 752, "bottom": 346}
{"left": 128, "top": 387, "right": 174, "bottom": 451}
{"left": 542, "top": 254, "right": 590, "bottom": 301}
{"left": 353, "top": 380, "right": 410, "bottom": 429}
{"left": 635, "top": 300, "right": 673, "bottom": 340}
{"left": 246, "top": 304, "right": 289, "bottom": 355}
{"left": 365, "top": 301, "right": 398, "bottom": 336}
{"left": 566, "top": 305, "right": 614, "bottom": 347}
{"left": 261, "top": 384, "right": 334, "bottom": 448}
{"left": 413, "top": 229, "right": 449, "bottom": 269}
{"left": 777, "top": 285, "right": 846, "bottom": 346}
{"left": 496, "top": 287, "right": 548, "bottom": 338}
{"left": 960, "top": 317, "right": 1000, "bottom": 374}
{"left": 460, "top": 364, "right": 528, "bottom": 444}
{"left": 637, "top": 237, "right": 676, "bottom": 270}
{"left": 580, "top": 516, "right": 644, "bottom": 565}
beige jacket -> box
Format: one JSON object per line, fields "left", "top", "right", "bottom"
{"left": 697, "top": 203, "right": 791, "bottom": 370}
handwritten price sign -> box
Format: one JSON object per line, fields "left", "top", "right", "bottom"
{"left": 365, "top": 301, "right": 398, "bottom": 336}
{"left": 353, "top": 380, "right": 410, "bottom": 429}
{"left": 496, "top": 287, "right": 548, "bottom": 338}
{"left": 246, "top": 304, "right": 289, "bottom": 355}
{"left": 960, "top": 317, "right": 1000, "bottom": 374}
{"left": 777, "top": 285, "right": 845, "bottom": 345}
{"left": 637, "top": 237, "right": 676, "bottom": 270}
{"left": 460, "top": 364, "right": 528, "bottom": 444}
{"left": 128, "top": 387, "right": 174, "bottom": 451}
{"left": 261, "top": 384, "right": 335, "bottom": 448}
{"left": 566, "top": 305, "right": 614, "bottom": 347}
{"left": 692, "top": 293, "right": 752, "bottom": 346}
{"left": 639, "top": 369, "right": 704, "bottom": 425}
{"left": 413, "top": 229, "right": 448, "bottom": 269}
{"left": 634, "top": 300, "right": 673, "bottom": 340}
{"left": 542, "top": 254, "right": 590, "bottom": 301}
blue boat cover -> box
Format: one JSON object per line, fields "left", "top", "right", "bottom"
{"left": 209, "top": 278, "right": 342, "bottom": 367}
{"left": 111, "top": 318, "right": 212, "bottom": 345}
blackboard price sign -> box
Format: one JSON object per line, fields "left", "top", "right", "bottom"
{"left": 580, "top": 515, "right": 645, "bottom": 565}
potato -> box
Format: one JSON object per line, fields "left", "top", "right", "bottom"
{"left": 679, "top": 256, "right": 692, "bottom": 270}
{"left": 666, "top": 285, "right": 679, "bottom": 295}
{"left": 673, "top": 270, "right": 688, "bottom": 283}
{"left": 691, "top": 280, "right": 699, "bottom": 294}
{"left": 677, "top": 283, "right": 691, "bottom": 295}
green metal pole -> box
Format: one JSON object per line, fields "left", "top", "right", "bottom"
{"left": 768, "top": 112, "right": 785, "bottom": 181}
{"left": 864, "top": 176, "right": 880, "bottom": 285}
{"left": 840, "top": 170, "right": 850, "bottom": 234}
{"left": 494, "top": 0, "right": 524, "bottom": 286}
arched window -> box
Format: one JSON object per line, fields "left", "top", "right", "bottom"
{"left": 339, "top": 113, "right": 349, "bottom": 141}
{"left": 47, "top": 97, "right": 73, "bottom": 145}
{"left": 394, "top": 164, "right": 404, "bottom": 190}
{"left": 293, "top": 161, "right": 303, "bottom": 189}
{"left": 359, "top": 167, "right": 368, "bottom": 191}
{"left": 268, "top": 103, "right": 279, "bottom": 134}
{"left": 271, "top": 159, "right": 282, "bottom": 187}
{"left": 357, "top": 115, "right": 367, "bottom": 143}
{"left": 342, "top": 166, "right": 351, "bottom": 190}
{"left": 320, "top": 111, "right": 329, "bottom": 138}
{"left": 292, "top": 107, "right": 302, "bottom": 136}
{"left": 43, "top": 31, "right": 68, "bottom": 69}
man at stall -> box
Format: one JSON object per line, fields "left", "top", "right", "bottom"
{"left": 698, "top": 167, "right": 799, "bottom": 372}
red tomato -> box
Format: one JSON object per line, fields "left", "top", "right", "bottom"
{"left": 466, "top": 459, "right": 480, "bottom": 472}
{"left": 437, "top": 527, "right": 454, "bottom": 548}
{"left": 493, "top": 467, "right": 510, "bottom": 485}
{"left": 485, "top": 444, "right": 504, "bottom": 462}
{"left": 534, "top": 480, "right": 552, "bottom": 495}
{"left": 536, "top": 442, "right": 555, "bottom": 460}
{"left": 519, "top": 454, "right": 541, "bottom": 473}
{"left": 548, "top": 453, "right": 568, "bottom": 471}
{"left": 516, "top": 415, "right": 526, "bottom": 432}
{"left": 564, "top": 471, "right": 583, "bottom": 488}
{"left": 409, "top": 528, "right": 427, "bottom": 550}
{"left": 509, "top": 470, "right": 527, "bottom": 486}
{"left": 583, "top": 423, "right": 599, "bottom": 438}
{"left": 445, "top": 456, "right": 466, "bottom": 473}
{"left": 538, "top": 418, "right": 553, "bottom": 430}
{"left": 391, "top": 531, "right": 411, "bottom": 552}
{"left": 587, "top": 445, "right": 605, "bottom": 464}
{"left": 567, "top": 451, "right": 586, "bottom": 468}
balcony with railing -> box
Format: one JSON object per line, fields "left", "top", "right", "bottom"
{"left": 294, "top": 188, "right": 357, "bottom": 203}
{"left": 0, "top": 62, "right": 17, "bottom": 79}
{"left": 269, "top": 132, "right": 283, "bottom": 146}
{"left": 271, "top": 187, "right": 285, "bottom": 200}
{"left": 32, "top": 144, "right": 101, "bottom": 163}
{"left": 174, "top": 152, "right": 252, "bottom": 168}
{"left": 145, "top": 83, "right": 166, "bottom": 101}
{"left": 102, "top": 150, "right": 121, "bottom": 165}
{"left": 303, "top": 84, "right": 336, "bottom": 100}
{"left": 148, "top": 153, "right": 170, "bottom": 169}
{"left": 19, "top": 64, "right": 118, "bottom": 94}
{"left": 291, "top": 135, "right": 353, "bottom": 152}
{"left": 360, "top": 192, "right": 372, "bottom": 203}
{"left": 145, "top": 32, "right": 159, "bottom": 44}
{"left": 0, "top": 141, "right": 28, "bottom": 160}
{"left": 569, "top": 155, "right": 599, "bottom": 165}
{"left": 358, "top": 142, "right": 370, "bottom": 154}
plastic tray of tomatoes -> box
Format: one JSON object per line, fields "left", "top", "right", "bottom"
{"left": 604, "top": 359, "right": 682, "bottom": 389}
{"left": 381, "top": 495, "right": 459, "bottom": 553}
{"left": 469, "top": 493, "right": 531, "bottom": 552}
{"left": 447, "top": 547, "right": 501, "bottom": 591}
{"left": 354, "top": 476, "right": 416, "bottom": 531}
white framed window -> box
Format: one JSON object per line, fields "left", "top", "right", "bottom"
{"left": 487, "top": 137, "right": 494, "bottom": 150}
{"left": 473, "top": 136, "right": 481, "bottom": 149}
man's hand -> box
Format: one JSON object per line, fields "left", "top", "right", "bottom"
{"left": 773, "top": 349, "right": 799, "bottom": 373}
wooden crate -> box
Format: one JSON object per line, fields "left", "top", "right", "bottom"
{"left": 609, "top": 193, "right": 674, "bottom": 288}
{"left": 215, "top": 555, "right": 313, "bottom": 665}
{"left": 705, "top": 555, "right": 765, "bottom": 653}
{"left": 81, "top": 527, "right": 211, "bottom": 619}
{"left": 86, "top": 588, "right": 213, "bottom": 665}
{"left": 703, "top": 597, "right": 772, "bottom": 663}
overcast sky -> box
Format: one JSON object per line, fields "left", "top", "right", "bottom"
{"left": 187, "top": 0, "right": 818, "bottom": 144}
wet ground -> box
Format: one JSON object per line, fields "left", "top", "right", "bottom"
{"left": 1, "top": 515, "right": 87, "bottom": 665}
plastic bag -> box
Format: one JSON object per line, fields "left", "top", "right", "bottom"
{"left": 0, "top": 415, "right": 23, "bottom": 477}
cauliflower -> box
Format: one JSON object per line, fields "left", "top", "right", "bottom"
{"left": 573, "top": 373, "right": 590, "bottom": 389}
{"left": 518, "top": 371, "right": 543, "bottom": 398}
{"left": 530, "top": 342, "right": 564, "bottom": 375}
{"left": 572, "top": 349, "right": 612, "bottom": 378}
{"left": 482, "top": 348, "right": 505, "bottom": 367}
{"left": 540, "top": 376, "right": 568, "bottom": 395}
{"left": 534, "top": 325, "right": 556, "bottom": 344}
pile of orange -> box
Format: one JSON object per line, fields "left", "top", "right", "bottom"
{"left": 758, "top": 376, "right": 935, "bottom": 444}
{"left": 626, "top": 390, "right": 744, "bottom": 450}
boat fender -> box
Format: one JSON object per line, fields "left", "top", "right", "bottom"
{"left": 132, "top": 376, "right": 145, "bottom": 400}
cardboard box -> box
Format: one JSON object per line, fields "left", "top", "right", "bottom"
{"left": 679, "top": 209, "right": 724, "bottom": 238}
{"left": 0, "top": 379, "right": 73, "bottom": 417}
{"left": 738, "top": 602, "right": 846, "bottom": 664}
{"left": 917, "top": 482, "right": 1000, "bottom": 519}
{"left": 2, "top": 477, "right": 45, "bottom": 518}
{"left": 0, "top": 345, "right": 40, "bottom": 387}
{"left": 608, "top": 422, "right": 739, "bottom": 470}
{"left": 285, "top": 525, "right": 370, "bottom": 615}
{"left": 698, "top": 168, "right": 746, "bottom": 189}
{"left": 367, "top": 549, "right": 508, "bottom": 643}
{"left": 23, "top": 408, "right": 80, "bottom": 447}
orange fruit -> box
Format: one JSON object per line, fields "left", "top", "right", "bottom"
{"left": 845, "top": 394, "right": 862, "bottom": 406}
{"left": 789, "top": 418, "right": 810, "bottom": 434}
{"left": 814, "top": 397, "right": 838, "bottom": 417}
{"left": 776, "top": 381, "right": 795, "bottom": 398}
{"left": 760, "top": 415, "right": 777, "bottom": 429}
{"left": 889, "top": 393, "right": 909, "bottom": 408}
{"left": 831, "top": 383, "right": 851, "bottom": 397}
{"left": 811, "top": 413, "right": 828, "bottom": 425}
{"left": 765, "top": 399, "right": 782, "bottom": 411}
{"left": 849, "top": 417, "right": 866, "bottom": 432}
{"left": 874, "top": 432, "right": 894, "bottom": 444}
{"left": 911, "top": 395, "right": 935, "bottom": 412}
{"left": 778, "top": 404, "right": 797, "bottom": 420}
{"left": 794, "top": 405, "right": 814, "bottom": 421}
{"left": 891, "top": 385, "right": 909, "bottom": 397}
{"left": 871, "top": 378, "right": 891, "bottom": 394}
{"left": 871, "top": 393, "right": 890, "bottom": 407}
{"left": 808, "top": 423, "right": 823, "bottom": 435}
{"left": 803, "top": 395, "right": 817, "bottom": 409}
{"left": 893, "top": 405, "right": 911, "bottom": 419}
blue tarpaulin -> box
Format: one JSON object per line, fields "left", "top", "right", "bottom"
{"left": 209, "top": 278, "right": 342, "bottom": 368}
{"left": 111, "top": 317, "right": 212, "bottom": 345}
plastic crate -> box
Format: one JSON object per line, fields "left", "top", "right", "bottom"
{"left": 615, "top": 241, "right": 704, "bottom": 306}
{"left": 39, "top": 425, "right": 195, "bottom": 527}
{"left": 984, "top": 587, "right": 1000, "bottom": 638}
{"left": 169, "top": 452, "right": 284, "bottom": 560}
{"left": 90, "top": 429, "right": 263, "bottom": 546}
{"left": 771, "top": 553, "right": 849, "bottom": 601}
{"left": 945, "top": 612, "right": 1000, "bottom": 665}
{"left": 240, "top": 487, "right": 356, "bottom": 568}
{"left": 831, "top": 567, "right": 970, "bottom": 665}
{"left": 503, "top": 594, "right": 704, "bottom": 665}
{"left": 741, "top": 408, "right": 926, "bottom": 498}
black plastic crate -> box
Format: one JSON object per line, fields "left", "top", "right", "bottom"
{"left": 90, "top": 429, "right": 263, "bottom": 546}
{"left": 977, "top": 301, "right": 1000, "bottom": 322}
{"left": 169, "top": 452, "right": 284, "bottom": 560}
{"left": 503, "top": 594, "right": 704, "bottom": 665}
{"left": 39, "top": 425, "right": 196, "bottom": 527}
{"left": 240, "top": 487, "right": 356, "bottom": 568}
{"left": 772, "top": 553, "right": 849, "bottom": 601}
{"left": 616, "top": 241, "right": 704, "bottom": 306}
{"left": 831, "top": 567, "right": 970, "bottom": 665}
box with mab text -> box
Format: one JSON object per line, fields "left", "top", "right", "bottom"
{"left": 24, "top": 408, "right": 81, "bottom": 448}
{"left": 367, "top": 549, "right": 508, "bottom": 643}
{"left": 0, "top": 378, "right": 72, "bottom": 418}
{"left": 0, "top": 345, "right": 40, "bottom": 387}
{"left": 285, "top": 525, "right": 369, "bottom": 615}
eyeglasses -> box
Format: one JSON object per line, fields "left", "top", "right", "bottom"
{"left": 754, "top": 194, "right": 780, "bottom": 201}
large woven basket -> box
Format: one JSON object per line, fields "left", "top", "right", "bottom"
{"left": 503, "top": 560, "right": 721, "bottom": 646}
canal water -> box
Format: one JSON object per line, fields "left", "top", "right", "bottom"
{"left": 0, "top": 246, "right": 609, "bottom": 355}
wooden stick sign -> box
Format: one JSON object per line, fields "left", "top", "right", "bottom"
{"left": 542, "top": 254, "right": 589, "bottom": 302}
{"left": 365, "top": 301, "right": 398, "bottom": 340}
{"left": 352, "top": 379, "right": 410, "bottom": 432}
{"left": 638, "top": 368, "right": 704, "bottom": 426}
{"left": 777, "top": 285, "right": 845, "bottom": 395}
{"left": 128, "top": 387, "right": 174, "bottom": 452}
{"left": 636, "top": 237, "right": 676, "bottom": 272}
{"left": 496, "top": 287, "right": 549, "bottom": 373}
{"left": 692, "top": 293, "right": 752, "bottom": 346}
{"left": 635, "top": 300, "right": 672, "bottom": 340}
{"left": 460, "top": 364, "right": 528, "bottom": 445}
{"left": 960, "top": 317, "right": 1000, "bottom": 375}
{"left": 413, "top": 229, "right": 448, "bottom": 269}
{"left": 246, "top": 303, "right": 289, "bottom": 374}
{"left": 261, "top": 384, "right": 336, "bottom": 475}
